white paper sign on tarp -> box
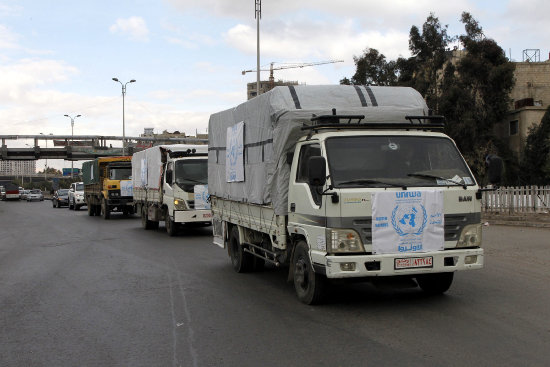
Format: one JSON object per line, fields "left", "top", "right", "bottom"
{"left": 140, "top": 158, "right": 147, "bottom": 187}
{"left": 372, "top": 190, "right": 444, "bottom": 254}
{"left": 120, "top": 180, "right": 133, "bottom": 197}
{"left": 194, "top": 185, "right": 210, "bottom": 210}
{"left": 226, "top": 121, "right": 244, "bottom": 182}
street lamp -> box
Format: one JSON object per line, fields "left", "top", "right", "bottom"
{"left": 112, "top": 78, "right": 136, "bottom": 156}
{"left": 64, "top": 114, "right": 81, "bottom": 178}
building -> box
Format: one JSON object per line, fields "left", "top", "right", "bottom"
{"left": 494, "top": 56, "right": 550, "bottom": 155}
{"left": 247, "top": 80, "right": 299, "bottom": 100}
{"left": 0, "top": 160, "right": 36, "bottom": 175}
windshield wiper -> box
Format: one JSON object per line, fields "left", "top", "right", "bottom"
{"left": 338, "top": 179, "right": 406, "bottom": 189}
{"left": 407, "top": 173, "right": 466, "bottom": 189}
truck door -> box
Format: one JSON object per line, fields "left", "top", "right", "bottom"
{"left": 288, "top": 142, "right": 327, "bottom": 240}
{"left": 164, "top": 162, "right": 174, "bottom": 214}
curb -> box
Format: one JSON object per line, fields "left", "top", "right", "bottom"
{"left": 482, "top": 213, "right": 550, "bottom": 228}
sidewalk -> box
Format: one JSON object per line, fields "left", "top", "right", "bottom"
{"left": 482, "top": 212, "right": 550, "bottom": 228}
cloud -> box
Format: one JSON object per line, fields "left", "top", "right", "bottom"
{"left": 109, "top": 16, "right": 150, "bottom": 42}
{"left": 0, "top": 24, "right": 20, "bottom": 50}
{"left": 225, "top": 19, "right": 409, "bottom": 62}
{"left": 0, "top": 58, "right": 79, "bottom": 103}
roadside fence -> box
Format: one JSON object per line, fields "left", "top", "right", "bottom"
{"left": 482, "top": 185, "right": 550, "bottom": 214}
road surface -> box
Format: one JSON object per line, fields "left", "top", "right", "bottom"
{"left": 1, "top": 200, "right": 549, "bottom": 366}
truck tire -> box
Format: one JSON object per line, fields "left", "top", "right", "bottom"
{"left": 69, "top": 199, "right": 74, "bottom": 210}
{"left": 75, "top": 204, "right": 80, "bottom": 211}
{"left": 229, "top": 226, "right": 253, "bottom": 273}
{"left": 94, "top": 204, "right": 101, "bottom": 216}
{"left": 101, "top": 198, "right": 110, "bottom": 220}
{"left": 416, "top": 272, "right": 454, "bottom": 295}
{"left": 87, "top": 203, "right": 94, "bottom": 216}
{"left": 293, "top": 241, "right": 326, "bottom": 305}
{"left": 141, "top": 206, "right": 158, "bottom": 229}
{"left": 166, "top": 216, "right": 177, "bottom": 236}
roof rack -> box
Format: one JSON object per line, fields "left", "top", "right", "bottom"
{"left": 168, "top": 149, "right": 207, "bottom": 158}
{"left": 302, "top": 108, "right": 445, "bottom": 132}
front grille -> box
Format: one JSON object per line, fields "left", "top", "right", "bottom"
{"left": 350, "top": 214, "right": 475, "bottom": 244}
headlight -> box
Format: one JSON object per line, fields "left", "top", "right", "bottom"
{"left": 174, "top": 199, "right": 187, "bottom": 210}
{"left": 456, "top": 224, "right": 482, "bottom": 248}
{"left": 326, "top": 228, "right": 365, "bottom": 253}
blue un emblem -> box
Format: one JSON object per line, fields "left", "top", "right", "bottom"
{"left": 391, "top": 204, "right": 427, "bottom": 236}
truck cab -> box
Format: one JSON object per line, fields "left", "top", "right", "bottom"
{"left": 163, "top": 153, "right": 209, "bottom": 223}
{"left": 288, "top": 124, "right": 484, "bottom": 291}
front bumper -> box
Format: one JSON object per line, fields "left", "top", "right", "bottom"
{"left": 174, "top": 209, "right": 212, "bottom": 223}
{"left": 74, "top": 196, "right": 85, "bottom": 204}
{"left": 323, "top": 248, "right": 483, "bottom": 279}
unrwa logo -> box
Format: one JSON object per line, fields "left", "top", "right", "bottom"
{"left": 391, "top": 203, "right": 427, "bottom": 236}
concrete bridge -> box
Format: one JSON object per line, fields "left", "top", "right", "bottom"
{"left": 0, "top": 135, "right": 207, "bottom": 160}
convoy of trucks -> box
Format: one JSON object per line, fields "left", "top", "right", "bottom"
{"left": 1, "top": 84, "right": 500, "bottom": 305}
{"left": 207, "top": 85, "right": 500, "bottom": 304}
{"left": 131, "top": 144, "right": 211, "bottom": 235}
{"left": 82, "top": 156, "right": 134, "bottom": 219}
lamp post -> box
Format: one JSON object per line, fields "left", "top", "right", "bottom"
{"left": 39, "top": 133, "right": 48, "bottom": 180}
{"left": 112, "top": 78, "right": 136, "bottom": 156}
{"left": 64, "top": 114, "right": 81, "bottom": 178}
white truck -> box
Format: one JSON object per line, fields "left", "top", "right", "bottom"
{"left": 132, "top": 144, "right": 212, "bottom": 236}
{"left": 208, "top": 85, "right": 502, "bottom": 304}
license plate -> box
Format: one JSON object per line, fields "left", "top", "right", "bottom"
{"left": 203, "top": 213, "right": 212, "bottom": 218}
{"left": 395, "top": 256, "right": 433, "bottom": 270}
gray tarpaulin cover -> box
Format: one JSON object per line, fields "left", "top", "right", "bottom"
{"left": 132, "top": 144, "right": 208, "bottom": 190}
{"left": 208, "top": 85, "right": 429, "bottom": 215}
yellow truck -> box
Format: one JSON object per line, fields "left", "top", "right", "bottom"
{"left": 82, "top": 156, "right": 134, "bottom": 219}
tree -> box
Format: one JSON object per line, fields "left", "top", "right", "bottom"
{"left": 522, "top": 106, "right": 550, "bottom": 185}
{"left": 342, "top": 48, "right": 398, "bottom": 86}
{"left": 439, "top": 12, "right": 515, "bottom": 180}
{"left": 37, "top": 166, "right": 62, "bottom": 175}
{"left": 407, "top": 13, "right": 454, "bottom": 109}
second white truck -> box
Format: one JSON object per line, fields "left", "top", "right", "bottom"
{"left": 132, "top": 144, "right": 211, "bottom": 236}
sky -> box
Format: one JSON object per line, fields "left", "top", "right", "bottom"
{"left": 1, "top": 0, "right": 549, "bottom": 171}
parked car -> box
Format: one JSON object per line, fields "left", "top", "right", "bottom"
{"left": 27, "top": 189, "right": 44, "bottom": 202}
{"left": 52, "top": 189, "right": 70, "bottom": 208}
{"left": 20, "top": 189, "right": 30, "bottom": 200}
{"left": 68, "top": 182, "right": 85, "bottom": 210}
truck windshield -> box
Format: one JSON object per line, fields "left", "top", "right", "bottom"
{"left": 325, "top": 136, "right": 475, "bottom": 188}
{"left": 109, "top": 168, "right": 132, "bottom": 180}
{"left": 174, "top": 159, "right": 208, "bottom": 191}
{"left": 76, "top": 183, "right": 84, "bottom": 191}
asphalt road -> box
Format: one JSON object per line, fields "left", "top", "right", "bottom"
{"left": 1, "top": 200, "right": 549, "bottom": 367}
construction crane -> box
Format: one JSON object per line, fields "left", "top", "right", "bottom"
{"left": 242, "top": 60, "right": 344, "bottom": 90}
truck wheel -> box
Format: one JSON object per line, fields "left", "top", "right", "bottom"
{"left": 293, "top": 241, "right": 325, "bottom": 305}
{"left": 75, "top": 204, "right": 80, "bottom": 211}
{"left": 87, "top": 203, "right": 94, "bottom": 216}
{"left": 229, "top": 226, "right": 253, "bottom": 273}
{"left": 101, "top": 199, "right": 110, "bottom": 220}
{"left": 416, "top": 272, "right": 454, "bottom": 295}
{"left": 69, "top": 199, "right": 74, "bottom": 210}
{"left": 166, "top": 216, "right": 178, "bottom": 236}
{"left": 94, "top": 204, "right": 101, "bottom": 216}
{"left": 141, "top": 206, "right": 156, "bottom": 229}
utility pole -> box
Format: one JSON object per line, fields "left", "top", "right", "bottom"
{"left": 64, "top": 114, "right": 81, "bottom": 178}
{"left": 112, "top": 78, "right": 136, "bottom": 156}
{"left": 255, "top": 0, "right": 261, "bottom": 97}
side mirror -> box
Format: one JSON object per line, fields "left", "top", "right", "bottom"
{"left": 486, "top": 154, "right": 503, "bottom": 185}
{"left": 308, "top": 156, "right": 327, "bottom": 187}
{"left": 166, "top": 170, "right": 173, "bottom": 184}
